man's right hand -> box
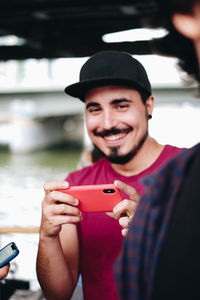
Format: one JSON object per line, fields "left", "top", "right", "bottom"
{"left": 37, "top": 181, "right": 80, "bottom": 299}
{"left": 40, "top": 180, "right": 82, "bottom": 238}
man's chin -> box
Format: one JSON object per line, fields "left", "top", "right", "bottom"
{"left": 92, "top": 144, "right": 139, "bottom": 164}
{"left": 106, "top": 153, "right": 135, "bottom": 164}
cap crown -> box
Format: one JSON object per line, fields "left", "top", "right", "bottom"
{"left": 65, "top": 50, "right": 151, "bottom": 101}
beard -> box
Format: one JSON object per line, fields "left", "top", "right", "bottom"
{"left": 92, "top": 109, "right": 149, "bottom": 164}
{"left": 106, "top": 130, "right": 148, "bottom": 164}
{"left": 93, "top": 128, "right": 148, "bottom": 165}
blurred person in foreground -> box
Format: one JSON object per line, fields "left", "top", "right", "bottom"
{"left": 115, "top": 1, "right": 200, "bottom": 299}
{"left": 0, "top": 264, "right": 10, "bottom": 280}
{"left": 36, "top": 50, "right": 183, "bottom": 300}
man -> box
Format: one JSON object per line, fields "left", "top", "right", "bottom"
{"left": 36, "top": 50, "right": 183, "bottom": 300}
{"left": 0, "top": 264, "right": 10, "bottom": 280}
{"left": 115, "top": 1, "right": 200, "bottom": 300}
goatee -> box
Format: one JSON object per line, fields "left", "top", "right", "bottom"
{"left": 93, "top": 130, "right": 148, "bottom": 165}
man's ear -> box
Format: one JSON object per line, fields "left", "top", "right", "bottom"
{"left": 172, "top": 7, "right": 200, "bottom": 40}
{"left": 146, "top": 95, "right": 154, "bottom": 116}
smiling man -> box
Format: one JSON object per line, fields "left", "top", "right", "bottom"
{"left": 36, "top": 51, "right": 183, "bottom": 300}
{"left": 85, "top": 86, "right": 150, "bottom": 167}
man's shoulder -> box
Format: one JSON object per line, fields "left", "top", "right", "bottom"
{"left": 150, "top": 144, "right": 185, "bottom": 174}
{"left": 162, "top": 144, "right": 186, "bottom": 159}
{"left": 164, "top": 144, "right": 186, "bottom": 153}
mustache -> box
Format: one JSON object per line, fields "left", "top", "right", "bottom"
{"left": 93, "top": 127, "right": 133, "bottom": 138}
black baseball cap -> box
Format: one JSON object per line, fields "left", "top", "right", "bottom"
{"left": 64, "top": 50, "right": 152, "bottom": 101}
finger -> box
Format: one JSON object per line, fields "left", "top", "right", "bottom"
{"left": 121, "top": 228, "right": 129, "bottom": 237}
{"left": 114, "top": 180, "right": 139, "bottom": 202}
{"left": 118, "top": 216, "right": 129, "bottom": 229}
{"left": 0, "top": 264, "right": 10, "bottom": 279}
{"left": 54, "top": 203, "right": 81, "bottom": 217}
{"left": 51, "top": 191, "right": 79, "bottom": 206}
{"left": 105, "top": 212, "right": 115, "bottom": 219}
{"left": 48, "top": 214, "right": 82, "bottom": 226}
{"left": 113, "top": 199, "right": 137, "bottom": 219}
{"left": 44, "top": 180, "right": 69, "bottom": 193}
{"left": 44, "top": 189, "right": 79, "bottom": 209}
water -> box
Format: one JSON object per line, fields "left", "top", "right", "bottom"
{"left": 0, "top": 144, "right": 82, "bottom": 291}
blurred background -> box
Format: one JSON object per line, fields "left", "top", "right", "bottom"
{"left": 0, "top": 1, "right": 200, "bottom": 298}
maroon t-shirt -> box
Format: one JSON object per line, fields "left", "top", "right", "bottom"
{"left": 66, "top": 145, "right": 183, "bottom": 300}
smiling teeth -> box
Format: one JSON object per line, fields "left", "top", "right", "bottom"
{"left": 104, "top": 133, "right": 126, "bottom": 141}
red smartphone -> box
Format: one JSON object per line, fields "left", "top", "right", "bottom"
{"left": 57, "top": 184, "right": 122, "bottom": 212}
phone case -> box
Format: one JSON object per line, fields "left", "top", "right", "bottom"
{"left": 0, "top": 242, "right": 19, "bottom": 268}
{"left": 58, "top": 184, "right": 122, "bottom": 212}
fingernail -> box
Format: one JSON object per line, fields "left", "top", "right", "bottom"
{"left": 74, "top": 199, "right": 79, "bottom": 206}
{"left": 62, "top": 181, "right": 69, "bottom": 188}
{"left": 114, "top": 180, "right": 119, "bottom": 186}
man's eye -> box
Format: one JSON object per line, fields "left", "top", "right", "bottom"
{"left": 117, "top": 104, "right": 129, "bottom": 109}
{"left": 88, "top": 107, "right": 101, "bottom": 113}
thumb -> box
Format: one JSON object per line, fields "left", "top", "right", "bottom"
{"left": 114, "top": 180, "right": 139, "bottom": 202}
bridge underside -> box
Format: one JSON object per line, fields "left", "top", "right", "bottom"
{"left": 0, "top": 0, "right": 173, "bottom": 61}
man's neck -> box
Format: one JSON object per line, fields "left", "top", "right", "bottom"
{"left": 110, "top": 137, "right": 164, "bottom": 177}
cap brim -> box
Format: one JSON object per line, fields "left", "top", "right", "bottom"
{"left": 65, "top": 78, "right": 151, "bottom": 102}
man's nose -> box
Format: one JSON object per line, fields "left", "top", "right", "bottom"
{"left": 102, "top": 110, "right": 117, "bottom": 129}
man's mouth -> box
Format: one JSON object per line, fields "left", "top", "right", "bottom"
{"left": 94, "top": 127, "right": 132, "bottom": 138}
{"left": 104, "top": 132, "right": 127, "bottom": 141}
{"left": 93, "top": 127, "right": 133, "bottom": 144}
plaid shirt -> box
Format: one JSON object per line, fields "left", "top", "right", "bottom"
{"left": 114, "top": 142, "right": 200, "bottom": 300}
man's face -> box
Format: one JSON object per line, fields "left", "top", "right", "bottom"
{"left": 85, "top": 85, "right": 152, "bottom": 164}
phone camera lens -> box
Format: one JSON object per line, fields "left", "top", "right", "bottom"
{"left": 103, "top": 189, "right": 115, "bottom": 194}
{"left": 11, "top": 244, "right": 16, "bottom": 251}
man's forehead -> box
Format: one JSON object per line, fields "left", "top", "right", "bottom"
{"left": 85, "top": 85, "right": 140, "bottom": 102}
